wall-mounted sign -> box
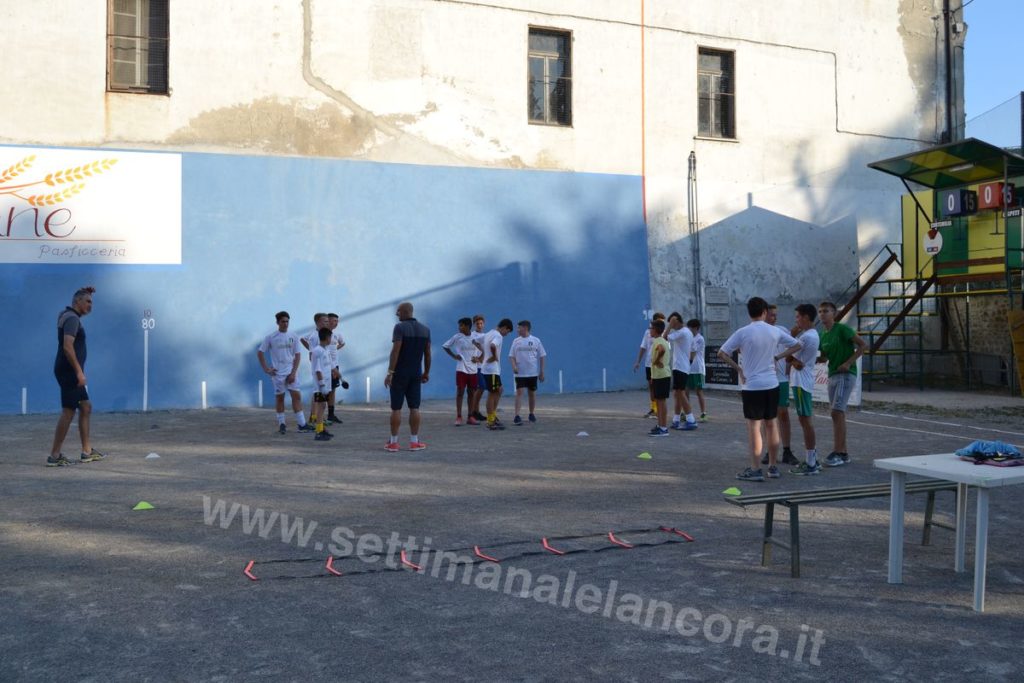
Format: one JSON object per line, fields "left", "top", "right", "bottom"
{"left": 977, "top": 182, "right": 1014, "bottom": 210}
{"left": 0, "top": 146, "right": 181, "bottom": 264}
{"left": 938, "top": 188, "right": 977, "bottom": 218}
{"left": 705, "top": 345, "right": 739, "bottom": 386}
{"left": 704, "top": 287, "right": 730, "bottom": 306}
{"left": 924, "top": 227, "right": 943, "bottom": 255}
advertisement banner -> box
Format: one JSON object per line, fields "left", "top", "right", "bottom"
{"left": 0, "top": 145, "right": 181, "bottom": 264}
{"left": 812, "top": 360, "right": 862, "bottom": 407}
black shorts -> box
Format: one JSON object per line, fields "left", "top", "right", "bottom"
{"left": 390, "top": 373, "right": 422, "bottom": 411}
{"left": 741, "top": 388, "right": 779, "bottom": 421}
{"left": 55, "top": 373, "right": 89, "bottom": 410}
{"left": 483, "top": 374, "right": 502, "bottom": 392}
{"left": 514, "top": 376, "right": 538, "bottom": 391}
{"left": 672, "top": 370, "right": 688, "bottom": 391}
{"left": 651, "top": 376, "right": 671, "bottom": 400}
{"left": 331, "top": 376, "right": 340, "bottom": 390}
{"left": 645, "top": 367, "right": 652, "bottom": 381}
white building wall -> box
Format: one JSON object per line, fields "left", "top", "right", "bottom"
{"left": 0, "top": 0, "right": 962, "bottom": 325}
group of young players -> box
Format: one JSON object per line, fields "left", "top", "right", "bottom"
{"left": 255, "top": 309, "right": 550, "bottom": 443}
{"left": 256, "top": 311, "right": 348, "bottom": 441}
{"left": 440, "top": 315, "right": 547, "bottom": 430}
{"left": 256, "top": 298, "right": 866, "bottom": 478}
{"left": 635, "top": 298, "right": 867, "bottom": 483}
{"left": 716, "top": 297, "right": 867, "bottom": 482}
{"left": 634, "top": 314, "right": 708, "bottom": 435}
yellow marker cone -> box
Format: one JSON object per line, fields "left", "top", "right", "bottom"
{"left": 722, "top": 487, "right": 742, "bottom": 496}
{"left": 132, "top": 501, "right": 155, "bottom": 510}
{"left": 637, "top": 452, "right": 652, "bottom": 460}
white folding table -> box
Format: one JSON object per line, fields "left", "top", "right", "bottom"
{"left": 875, "top": 453, "right": 1024, "bottom": 612}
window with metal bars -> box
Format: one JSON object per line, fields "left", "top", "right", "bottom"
{"left": 108, "top": 0, "right": 169, "bottom": 94}
{"left": 698, "top": 48, "right": 735, "bottom": 139}
{"left": 528, "top": 28, "right": 572, "bottom": 126}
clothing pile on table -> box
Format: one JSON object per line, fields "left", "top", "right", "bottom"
{"left": 955, "top": 440, "right": 1023, "bottom": 467}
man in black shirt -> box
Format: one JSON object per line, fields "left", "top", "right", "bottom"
{"left": 49, "top": 286, "right": 105, "bottom": 467}
{"left": 384, "top": 301, "right": 431, "bottom": 452}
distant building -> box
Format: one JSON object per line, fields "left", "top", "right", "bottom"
{"left": 0, "top": 1, "right": 964, "bottom": 411}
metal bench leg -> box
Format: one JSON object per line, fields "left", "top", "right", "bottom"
{"left": 762, "top": 503, "right": 775, "bottom": 566}
{"left": 922, "top": 490, "right": 936, "bottom": 546}
{"left": 790, "top": 504, "right": 800, "bottom": 578}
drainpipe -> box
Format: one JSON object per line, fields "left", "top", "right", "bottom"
{"left": 943, "top": 0, "right": 953, "bottom": 142}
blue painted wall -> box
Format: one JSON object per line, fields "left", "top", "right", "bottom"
{"left": 1, "top": 149, "right": 650, "bottom": 414}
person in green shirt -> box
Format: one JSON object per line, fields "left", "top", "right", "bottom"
{"left": 816, "top": 301, "right": 868, "bottom": 467}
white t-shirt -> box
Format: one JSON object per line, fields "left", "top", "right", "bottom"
{"left": 310, "top": 344, "right": 332, "bottom": 389}
{"left": 329, "top": 331, "right": 344, "bottom": 370}
{"left": 774, "top": 324, "right": 792, "bottom": 382}
{"left": 639, "top": 329, "right": 654, "bottom": 367}
{"left": 667, "top": 327, "right": 693, "bottom": 373}
{"left": 443, "top": 333, "right": 479, "bottom": 374}
{"left": 481, "top": 329, "right": 504, "bottom": 375}
{"left": 303, "top": 330, "right": 322, "bottom": 359}
{"left": 258, "top": 330, "right": 300, "bottom": 376}
{"left": 509, "top": 334, "right": 547, "bottom": 377}
{"left": 789, "top": 328, "right": 820, "bottom": 393}
{"left": 689, "top": 333, "right": 706, "bottom": 376}
{"left": 719, "top": 321, "right": 799, "bottom": 391}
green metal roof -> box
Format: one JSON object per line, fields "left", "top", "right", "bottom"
{"left": 868, "top": 138, "right": 1024, "bottom": 189}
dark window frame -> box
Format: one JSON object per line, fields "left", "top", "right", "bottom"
{"left": 527, "top": 26, "right": 572, "bottom": 127}
{"left": 107, "top": 0, "right": 170, "bottom": 95}
{"left": 697, "top": 47, "right": 736, "bottom": 139}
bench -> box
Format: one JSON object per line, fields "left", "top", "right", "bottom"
{"left": 724, "top": 479, "right": 958, "bottom": 577}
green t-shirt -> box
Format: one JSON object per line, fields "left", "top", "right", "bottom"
{"left": 649, "top": 337, "right": 671, "bottom": 380}
{"left": 819, "top": 323, "right": 857, "bottom": 377}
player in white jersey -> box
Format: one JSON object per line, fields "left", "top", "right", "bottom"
{"left": 666, "top": 312, "right": 698, "bottom": 430}
{"left": 633, "top": 312, "right": 665, "bottom": 418}
{"left": 718, "top": 297, "right": 801, "bottom": 482}
{"left": 765, "top": 304, "right": 800, "bottom": 466}
{"left": 788, "top": 304, "right": 822, "bottom": 475}
{"left": 509, "top": 320, "right": 547, "bottom": 425}
{"left": 469, "top": 314, "right": 487, "bottom": 423}
{"left": 309, "top": 327, "right": 334, "bottom": 441}
{"left": 442, "top": 318, "right": 484, "bottom": 425}
{"left": 326, "top": 313, "right": 348, "bottom": 424}
{"left": 481, "top": 318, "right": 514, "bottom": 430}
{"left": 301, "top": 312, "right": 329, "bottom": 359}
{"left": 685, "top": 319, "right": 708, "bottom": 421}
{"left": 257, "top": 311, "right": 312, "bottom": 434}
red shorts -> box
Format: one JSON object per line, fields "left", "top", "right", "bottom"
{"left": 456, "top": 371, "right": 478, "bottom": 390}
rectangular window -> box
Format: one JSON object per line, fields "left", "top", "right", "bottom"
{"left": 698, "top": 48, "right": 735, "bottom": 139}
{"left": 528, "top": 28, "right": 572, "bottom": 126}
{"left": 108, "top": 0, "right": 169, "bottom": 94}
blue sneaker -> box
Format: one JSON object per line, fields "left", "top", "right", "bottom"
{"left": 736, "top": 467, "right": 765, "bottom": 482}
{"left": 825, "top": 452, "right": 850, "bottom": 467}
{"left": 790, "top": 461, "right": 821, "bottom": 476}
{"left": 513, "top": 415, "right": 523, "bottom": 426}
{"left": 681, "top": 422, "right": 698, "bottom": 431}
{"left": 648, "top": 426, "right": 669, "bottom": 437}
{"left": 528, "top": 414, "right": 537, "bottom": 423}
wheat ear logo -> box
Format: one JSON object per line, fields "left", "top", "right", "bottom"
{"left": 0, "top": 155, "right": 119, "bottom": 206}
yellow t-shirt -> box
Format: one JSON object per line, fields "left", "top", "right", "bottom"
{"left": 649, "top": 337, "right": 671, "bottom": 380}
